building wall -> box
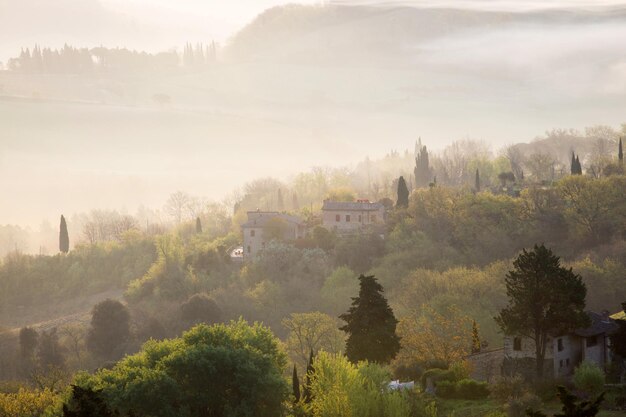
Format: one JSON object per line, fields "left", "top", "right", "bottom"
{"left": 552, "top": 335, "right": 582, "bottom": 377}
{"left": 321, "top": 207, "right": 384, "bottom": 232}
{"left": 583, "top": 334, "right": 609, "bottom": 370}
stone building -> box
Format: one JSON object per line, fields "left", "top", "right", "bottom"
{"left": 502, "top": 311, "right": 619, "bottom": 380}
{"left": 321, "top": 200, "right": 386, "bottom": 234}
{"left": 241, "top": 211, "right": 305, "bottom": 260}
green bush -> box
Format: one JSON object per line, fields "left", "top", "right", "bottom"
{"left": 455, "top": 379, "right": 490, "bottom": 400}
{"left": 436, "top": 380, "right": 456, "bottom": 398}
{"left": 573, "top": 361, "right": 605, "bottom": 397}
{"left": 489, "top": 375, "right": 527, "bottom": 402}
{"left": 420, "top": 368, "right": 455, "bottom": 390}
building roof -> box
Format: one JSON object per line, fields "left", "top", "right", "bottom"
{"left": 241, "top": 213, "right": 303, "bottom": 228}
{"left": 610, "top": 310, "right": 625, "bottom": 321}
{"left": 574, "top": 311, "right": 620, "bottom": 337}
{"left": 322, "top": 200, "right": 384, "bottom": 211}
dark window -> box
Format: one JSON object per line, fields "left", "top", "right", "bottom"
{"left": 346, "top": 215, "right": 351, "bottom": 222}
{"left": 513, "top": 337, "right": 522, "bottom": 351}
{"left": 335, "top": 214, "right": 340, "bottom": 222}
{"left": 566, "top": 358, "right": 570, "bottom": 367}
{"left": 558, "top": 338, "right": 564, "bottom": 352}
{"left": 250, "top": 229, "right": 255, "bottom": 237}
{"left": 586, "top": 336, "right": 598, "bottom": 347}
{"left": 559, "top": 359, "right": 563, "bottom": 368}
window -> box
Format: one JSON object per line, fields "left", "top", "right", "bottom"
{"left": 250, "top": 229, "right": 255, "bottom": 237}
{"left": 566, "top": 358, "right": 570, "bottom": 367}
{"left": 513, "top": 337, "right": 522, "bottom": 351}
{"left": 559, "top": 360, "right": 563, "bottom": 368}
{"left": 371, "top": 214, "right": 377, "bottom": 222}
{"left": 335, "top": 214, "right": 340, "bottom": 222}
{"left": 247, "top": 246, "right": 251, "bottom": 254}
{"left": 586, "top": 336, "right": 598, "bottom": 347}
{"left": 558, "top": 338, "right": 564, "bottom": 352}
{"left": 346, "top": 215, "right": 351, "bottom": 222}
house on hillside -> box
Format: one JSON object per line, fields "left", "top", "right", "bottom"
{"left": 241, "top": 210, "right": 305, "bottom": 260}
{"left": 321, "top": 200, "right": 386, "bottom": 234}
{"left": 502, "top": 311, "right": 619, "bottom": 380}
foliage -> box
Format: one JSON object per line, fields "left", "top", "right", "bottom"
{"left": 282, "top": 312, "right": 344, "bottom": 371}
{"left": 86, "top": 300, "right": 130, "bottom": 361}
{"left": 396, "top": 176, "right": 409, "bottom": 208}
{"left": 59, "top": 215, "right": 70, "bottom": 254}
{"left": 62, "top": 385, "right": 118, "bottom": 417}
{"left": 179, "top": 293, "right": 223, "bottom": 329}
{"left": 490, "top": 375, "right": 528, "bottom": 402}
{"left": 320, "top": 267, "right": 358, "bottom": 316}
{"left": 420, "top": 368, "right": 456, "bottom": 391}
{"left": 572, "top": 362, "right": 605, "bottom": 398}
{"left": 397, "top": 305, "right": 473, "bottom": 366}
{"left": 73, "top": 319, "right": 288, "bottom": 417}
{"left": 455, "top": 379, "right": 490, "bottom": 400}
{"left": 496, "top": 245, "right": 589, "bottom": 378}
{"left": 506, "top": 392, "right": 542, "bottom": 417}
{"left": 340, "top": 275, "right": 400, "bottom": 364}
{"left": 526, "top": 386, "right": 604, "bottom": 417}
{"left": 0, "top": 387, "right": 58, "bottom": 417}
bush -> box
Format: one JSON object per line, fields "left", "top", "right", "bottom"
{"left": 573, "top": 361, "right": 605, "bottom": 397}
{"left": 436, "top": 380, "right": 456, "bottom": 398}
{"left": 421, "top": 368, "right": 455, "bottom": 390}
{"left": 533, "top": 378, "right": 570, "bottom": 402}
{"left": 490, "top": 375, "right": 527, "bottom": 402}
{"left": 506, "top": 392, "right": 542, "bottom": 417}
{"left": 456, "top": 379, "right": 490, "bottom": 400}
{"left": 393, "top": 362, "right": 423, "bottom": 382}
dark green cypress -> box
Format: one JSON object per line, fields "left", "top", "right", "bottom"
{"left": 575, "top": 155, "right": 582, "bottom": 174}
{"left": 571, "top": 152, "right": 577, "bottom": 175}
{"left": 303, "top": 349, "right": 314, "bottom": 404}
{"left": 396, "top": 176, "right": 409, "bottom": 208}
{"left": 195, "top": 217, "right": 202, "bottom": 234}
{"left": 59, "top": 215, "right": 69, "bottom": 253}
{"left": 292, "top": 364, "right": 301, "bottom": 403}
{"left": 619, "top": 137, "right": 623, "bottom": 164}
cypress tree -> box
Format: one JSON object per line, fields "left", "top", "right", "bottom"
{"left": 396, "top": 176, "right": 409, "bottom": 208}
{"left": 619, "top": 137, "right": 623, "bottom": 164}
{"left": 292, "top": 364, "right": 301, "bottom": 403}
{"left": 303, "top": 349, "right": 314, "bottom": 404}
{"left": 575, "top": 155, "right": 582, "bottom": 174}
{"left": 59, "top": 215, "right": 69, "bottom": 253}
{"left": 571, "top": 152, "right": 577, "bottom": 175}
{"left": 471, "top": 320, "right": 481, "bottom": 353}
{"left": 195, "top": 217, "right": 202, "bottom": 234}
{"left": 475, "top": 169, "right": 480, "bottom": 192}
{"left": 414, "top": 142, "right": 431, "bottom": 188}
{"left": 340, "top": 275, "right": 400, "bottom": 363}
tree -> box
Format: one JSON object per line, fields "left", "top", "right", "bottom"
{"left": 63, "top": 385, "right": 117, "bottom": 417}
{"left": 37, "top": 328, "right": 65, "bottom": 369}
{"left": 414, "top": 141, "right": 431, "bottom": 188}
{"left": 475, "top": 169, "right": 480, "bottom": 192}
{"left": 195, "top": 217, "right": 202, "bottom": 234}
{"left": 179, "top": 294, "right": 223, "bottom": 329}
{"left": 292, "top": 364, "right": 301, "bottom": 403}
{"left": 86, "top": 299, "right": 130, "bottom": 360}
{"left": 472, "top": 320, "right": 481, "bottom": 354}
{"left": 303, "top": 349, "right": 314, "bottom": 404}
{"left": 282, "top": 312, "right": 344, "bottom": 371}
{"left": 340, "top": 275, "right": 400, "bottom": 364}
{"left": 495, "top": 245, "right": 589, "bottom": 378}
{"left": 396, "top": 177, "right": 409, "bottom": 208}
{"left": 619, "top": 137, "right": 623, "bottom": 164}
{"left": 165, "top": 191, "right": 191, "bottom": 224}
{"left": 75, "top": 320, "right": 288, "bottom": 417}
{"left": 19, "top": 327, "right": 38, "bottom": 359}
{"left": 59, "top": 215, "right": 69, "bottom": 253}
{"left": 527, "top": 386, "right": 604, "bottom": 417}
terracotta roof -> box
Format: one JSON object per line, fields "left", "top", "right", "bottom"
{"left": 322, "top": 200, "right": 384, "bottom": 211}
{"left": 574, "top": 311, "right": 619, "bottom": 337}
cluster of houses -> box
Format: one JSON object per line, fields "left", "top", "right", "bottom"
{"left": 233, "top": 199, "right": 386, "bottom": 261}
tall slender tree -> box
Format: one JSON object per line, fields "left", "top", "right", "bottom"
{"left": 619, "top": 137, "right": 623, "bottom": 165}
{"left": 396, "top": 176, "right": 409, "bottom": 208}
{"left": 59, "top": 215, "right": 69, "bottom": 253}
{"left": 340, "top": 275, "right": 400, "bottom": 363}
{"left": 471, "top": 320, "right": 481, "bottom": 354}
{"left": 495, "top": 244, "right": 589, "bottom": 378}
{"left": 195, "top": 217, "right": 203, "bottom": 234}
{"left": 303, "top": 349, "right": 314, "bottom": 404}
{"left": 292, "top": 364, "right": 301, "bottom": 403}
{"left": 414, "top": 141, "right": 431, "bottom": 188}
{"left": 475, "top": 169, "right": 480, "bottom": 192}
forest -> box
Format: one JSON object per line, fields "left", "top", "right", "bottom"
{"left": 1, "top": 123, "right": 626, "bottom": 416}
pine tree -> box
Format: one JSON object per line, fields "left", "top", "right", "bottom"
{"left": 195, "top": 217, "right": 202, "bottom": 234}
{"left": 475, "top": 169, "right": 480, "bottom": 192}
{"left": 340, "top": 275, "right": 400, "bottom": 363}
{"left": 619, "top": 137, "right": 623, "bottom": 165}
{"left": 575, "top": 155, "right": 582, "bottom": 175}
{"left": 571, "top": 152, "right": 577, "bottom": 175}
{"left": 396, "top": 176, "right": 409, "bottom": 208}
{"left": 292, "top": 364, "right": 301, "bottom": 403}
{"left": 59, "top": 215, "right": 69, "bottom": 253}
{"left": 495, "top": 245, "right": 589, "bottom": 378}
{"left": 471, "top": 320, "right": 481, "bottom": 353}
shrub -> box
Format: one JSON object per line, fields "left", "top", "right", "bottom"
{"left": 455, "top": 379, "right": 490, "bottom": 400}
{"left": 573, "top": 361, "right": 605, "bottom": 397}
{"left": 490, "top": 375, "right": 527, "bottom": 402}
{"left": 533, "top": 378, "right": 570, "bottom": 402}
{"left": 506, "top": 392, "right": 542, "bottom": 417}
{"left": 393, "top": 362, "right": 423, "bottom": 382}
{"left": 420, "top": 368, "right": 455, "bottom": 390}
{"left": 436, "top": 380, "right": 456, "bottom": 398}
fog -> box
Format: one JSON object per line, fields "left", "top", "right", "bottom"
{"left": 1, "top": 0, "right": 626, "bottom": 233}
